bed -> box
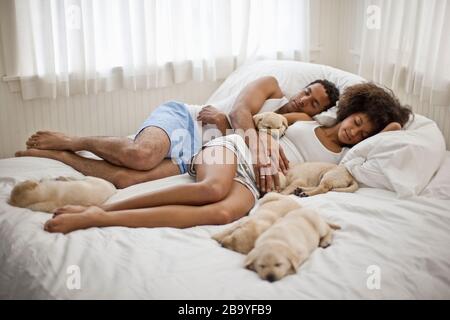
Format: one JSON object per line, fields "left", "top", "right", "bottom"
{"left": 1, "top": 61, "right": 449, "bottom": 299}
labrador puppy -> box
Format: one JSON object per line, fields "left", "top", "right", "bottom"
{"left": 280, "top": 162, "right": 358, "bottom": 197}
{"left": 253, "top": 112, "right": 288, "bottom": 138}
{"left": 212, "top": 192, "right": 301, "bottom": 254}
{"left": 245, "top": 208, "right": 341, "bottom": 282}
{"left": 9, "top": 176, "right": 116, "bottom": 213}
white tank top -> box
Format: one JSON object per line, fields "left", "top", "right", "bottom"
{"left": 186, "top": 98, "right": 347, "bottom": 164}
{"left": 279, "top": 121, "right": 349, "bottom": 164}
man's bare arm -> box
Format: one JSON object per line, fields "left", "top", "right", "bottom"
{"left": 282, "top": 112, "right": 313, "bottom": 125}
{"left": 228, "top": 76, "right": 283, "bottom": 135}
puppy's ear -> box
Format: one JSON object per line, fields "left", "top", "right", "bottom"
{"left": 253, "top": 114, "right": 264, "bottom": 128}
{"left": 244, "top": 249, "right": 258, "bottom": 271}
{"left": 286, "top": 247, "right": 304, "bottom": 273}
{"left": 327, "top": 222, "right": 341, "bottom": 230}
{"left": 281, "top": 116, "right": 288, "bottom": 129}
{"left": 21, "top": 180, "right": 39, "bottom": 190}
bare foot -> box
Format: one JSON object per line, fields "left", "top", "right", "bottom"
{"left": 53, "top": 205, "right": 89, "bottom": 216}
{"left": 26, "top": 131, "right": 82, "bottom": 151}
{"left": 44, "top": 206, "right": 105, "bottom": 234}
{"left": 15, "top": 148, "right": 67, "bottom": 161}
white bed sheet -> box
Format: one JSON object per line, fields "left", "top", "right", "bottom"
{"left": 0, "top": 156, "right": 449, "bottom": 299}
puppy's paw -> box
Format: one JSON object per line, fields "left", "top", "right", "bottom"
{"left": 300, "top": 192, "right": 309, "bottom": 198}
{"left": 294, "top": 188, "right": 309, "bottom": 198}
{"left": 293, "top": 187, "right": 303, "bottom": 196}
{"left": 319, "top": 233, "right": 334, "bottom": 248}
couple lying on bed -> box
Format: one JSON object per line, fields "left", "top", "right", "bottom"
{"left": 15, "top": 77, "right": 412, "bottom": 234}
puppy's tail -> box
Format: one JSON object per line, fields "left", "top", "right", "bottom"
{"left": 332, "top": 179, "right": 359, "bottom": 193}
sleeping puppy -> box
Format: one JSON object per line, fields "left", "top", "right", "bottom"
{"left": 280, "top": 162, "right": 358, "bottom": 197}
{"left": 212, "top": 192, "right": 301, "bottom": 254}
{"left": 245, "top": 208, "right": 341, "bottom": 282}
{"left": 8, "top": 176, "right": 116, "bottom": 213}
{"left": 253, "top": 112, "right": 288, "bottom": 138}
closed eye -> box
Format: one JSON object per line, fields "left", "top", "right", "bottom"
{"left": 274, "top": 263, "right": 282, "bottom": 267}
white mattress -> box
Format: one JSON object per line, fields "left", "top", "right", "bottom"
{"left": 1, "top": 156, "right": 449, "bottom": 299}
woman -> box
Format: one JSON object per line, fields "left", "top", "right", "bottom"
{"left": 44, "top": 83, "right": 412, "bottom": 234}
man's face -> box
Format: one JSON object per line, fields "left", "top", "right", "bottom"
{"left": 287, "top": 83, "right": 331, "bottom": 116}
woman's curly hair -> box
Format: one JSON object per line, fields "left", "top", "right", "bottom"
{"left": 337, "top": 82, "right": 413, "bottom": 134}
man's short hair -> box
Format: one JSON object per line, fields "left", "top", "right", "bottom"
{"left": 307, "top": 79, "right": 340, "bottom": 110}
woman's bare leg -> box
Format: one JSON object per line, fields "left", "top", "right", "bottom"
{"left": 15, "top": 148, "right": 179, "bottom": 188}
{"left": 45, "top": 182, "right": 255, "bottom": 234}
{"left": 53, "top": 146, "right": 238, "bottom": 216}
{"left": 25, "top": 127, "right": 170, "bottom": 170}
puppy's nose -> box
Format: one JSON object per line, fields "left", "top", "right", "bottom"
{"left": 266, "top": 273, "right": 276, "bottom": 282}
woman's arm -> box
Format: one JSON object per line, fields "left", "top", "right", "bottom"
{"left": 281, "top": 112, "right": 313, "bottom": 125}
{"left": 381, "top": 122, "right": 402, "bottom": 132}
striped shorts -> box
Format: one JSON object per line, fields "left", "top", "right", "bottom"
{"left": 188, "top": 134, "right": 260, "bottom": 202}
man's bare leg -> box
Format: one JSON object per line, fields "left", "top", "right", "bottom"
{"left": 15, "top": 148, "right": 180, "bottom": 189}
{"left": 25, "top": 126, "right": 170, "bottom": 171}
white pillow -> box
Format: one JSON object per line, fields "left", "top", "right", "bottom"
{"left": 341, "top": 114, "right": 447, "bottom": 198}
{"left": 206, "top": 60, "right": 365, "bottom": 125}
{"left": 420, "top": 151, "right": 450, "bottom": 200}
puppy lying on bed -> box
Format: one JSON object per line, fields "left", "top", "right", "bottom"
{"left": 9, "top": 176, "right": 116, "bottom": 213}
{"left": 253, "top": 112, "right": 358, "bottom": 197}
{"left": 280, "top": 162, "right": 359, "bottom": 197}
{"left": 245, "top": 207, "right": 340, "bottom": 282}
{"left": 212, "top": 193, "right": 300, "bottom": 254}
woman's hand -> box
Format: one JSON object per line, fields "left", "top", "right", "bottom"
{"left": 250, "top": 132, "right": 288, "bottom": 194}
{"left": 381, "top": 122, "right": 402, "bottom": 132}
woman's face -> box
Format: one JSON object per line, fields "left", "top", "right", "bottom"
{"left": 338, "top": 112, "right": 375, "bottom": 145}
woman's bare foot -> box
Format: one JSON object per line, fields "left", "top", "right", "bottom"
{"left": 26, "top": 131, "right": 82, "bottom": 151}
{"left": 44, "top": 206, "right": 105, "bottom": 234}
{"left": 53, "top": 205, "right": 89, "bottom": 217}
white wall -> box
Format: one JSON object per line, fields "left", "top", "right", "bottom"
{"left": 0, "top": 48, "right": 222, "bottom": 158}
{"left": 0, "top": 0, "right": 448, "bottom": 159}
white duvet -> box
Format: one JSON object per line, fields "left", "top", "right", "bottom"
{"left": 0, "top": 156, "right": 449, "bottom": 299}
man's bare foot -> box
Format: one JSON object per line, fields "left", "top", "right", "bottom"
{"left": 44, "top": 206, "right": 105, "bottom": 234}
{"left": 53, "top": 205, "right": 89, "bottom": 216}
{"left": 15, "top": 148, "right": 68, "bottom": 161}
{"left": 26, "top": 131, "right": 82, "bottom": 151}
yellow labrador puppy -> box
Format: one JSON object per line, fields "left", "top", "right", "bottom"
{"left": 253, "top": 113, "right": 358, "bottom": 197}
{"left": 9, "top": 176, "right": 116, "bottom": 213}
{"left": 253, "top": 112, "right": 288, "bottom": 138}
{"left": 280, "top": 162, "right": 358, "bottom": 197}
{"left": 245, "top": 208, "right": 341, "bottom": 282}
{"left": 212, "top": 193, "right": 301, "bottom": 254}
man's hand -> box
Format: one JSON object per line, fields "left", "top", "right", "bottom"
{"left": 197, "top": 105, "right": 231, "bottom": 135}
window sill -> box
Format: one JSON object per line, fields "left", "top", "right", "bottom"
{"left": 2, "top": 75, "right": 20, "bottom": 93}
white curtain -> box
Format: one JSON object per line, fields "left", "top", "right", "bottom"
{"left": 0, "top": 0, "right": 310, "bottom": 100}
{"left": 358, "top": 0, "right": 450, "bottom": 107}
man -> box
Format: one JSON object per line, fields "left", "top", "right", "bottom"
{"left": 16, "top": 77, "right": 339, "bottom": 189}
